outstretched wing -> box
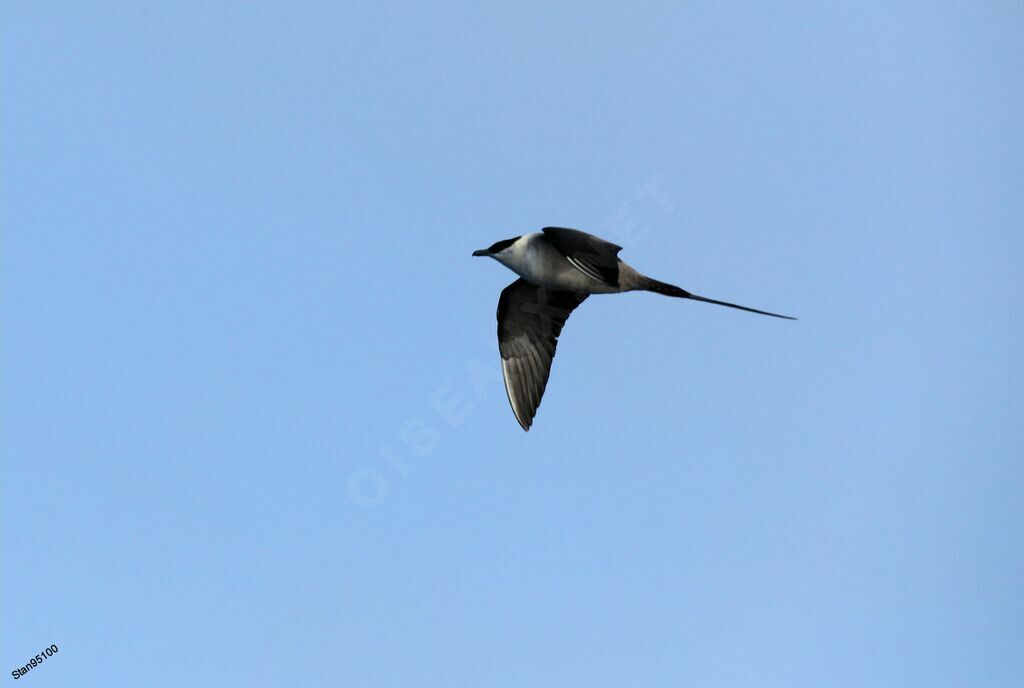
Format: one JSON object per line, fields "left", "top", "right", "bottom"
{"left": 497, "top": 278, "right": 588, "bottom": 431}
{"left": 542, "top": 226, "right": 623, "bottom": 287}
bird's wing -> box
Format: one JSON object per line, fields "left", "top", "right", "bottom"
{"left": 542, "top": 227, "right": 623, "bottom": 287}
{"left": 497, "top": 278, "right": 588, "bottom": 431}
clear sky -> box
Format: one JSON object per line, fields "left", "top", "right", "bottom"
{"left": 3, "top": 2, "right": 1022, "bottom": 686}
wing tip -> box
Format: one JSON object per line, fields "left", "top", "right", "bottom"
{"left": 511, "top": 395, "right": 534, "bottom": 431}
{"left": 501, "top": 357, "right": 535, "bottom": 432}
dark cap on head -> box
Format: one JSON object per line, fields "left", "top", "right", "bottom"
{"left": 473, "top": 236, "right": 520, "bottom": 257}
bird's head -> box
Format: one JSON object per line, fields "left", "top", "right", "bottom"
{"left": 472, "top": 237, "right": 520, "bottom": 259}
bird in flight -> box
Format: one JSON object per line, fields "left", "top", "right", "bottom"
{"left": 473, "top": 227, "right": 795, "bottom": 431}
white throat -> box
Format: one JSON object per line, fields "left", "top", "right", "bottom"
{"left": 493, "top": 234, "right": 537, "bottom": 274}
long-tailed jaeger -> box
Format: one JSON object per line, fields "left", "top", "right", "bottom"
{"left": 473, "top": 226, "right": 795, "bottom": 431}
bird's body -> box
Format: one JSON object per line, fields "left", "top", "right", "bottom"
{"left": 474, "top": 227, "right": 794, "bottom": 431}
{"left": 487, "top": 232, "right": 640, "bottom": 294}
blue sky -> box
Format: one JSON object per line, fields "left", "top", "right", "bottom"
{"left": 3, "top": 2, "right": 1022, "bottom": 686}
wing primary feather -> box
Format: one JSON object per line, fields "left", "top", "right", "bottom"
{"left": 495, "top": 279, "right": 588, "bottom": 430}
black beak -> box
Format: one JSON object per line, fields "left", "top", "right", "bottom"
{"left": 472, "top": 249, "right": 490, "bottom": 257}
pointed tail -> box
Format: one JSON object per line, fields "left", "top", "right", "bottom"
{"left": 640, "top": 277, "right": 796, "bottom": 320}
